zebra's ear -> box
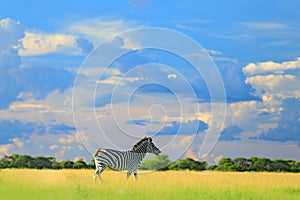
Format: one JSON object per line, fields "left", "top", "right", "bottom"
{"left": 148, "top": 137, "right": 152, "bottom": 142}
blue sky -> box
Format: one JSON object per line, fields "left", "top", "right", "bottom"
{"left": 0, "top": 0, "right": 300, "bottom": 163}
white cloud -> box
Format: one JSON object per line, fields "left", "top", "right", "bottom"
{"left": 245, "top": 74, "right": 300, "bottom": 100}
{"left": 227, "top": 101, "right": 260, "bottom": 132}
{"left": 0, "top": 144, "right": 14, "bottom": 155}
{"left": 9, "top": 103, "right": 49, "bottom": 111}
{"left": 259, "top": 40, "right": 292, "bottom": 48}
{"left": 78, "top": 67, "right": 122, "bottom": 77}
{"left": 185, "top": 148, "right": 198, "bottom": 160}
{"left": 214, "top": 33, "right": 253, "bottom": 40}
{"left": 243, "top": 58, "right": 300, "bottom": 103}
{"left": 2, "top": 132, "right": 89, "bottom": 161}
{"left": 246, "top": 74, "right": 296, "bottom": 90}
{"left": 206, "top": 49, "right": 222, "bottom": 55}
{"left": 3, "top": 17, "right": 143, "bottom": 57}
{"left": 0, "top": 89, "right": 74, "bottom": 125}
{"left": 213, "top": 155, "right": 223, "bottom": 164}
{"left": 96, "top": 76, "right": 144, "bottom": 85}
{"left": 179, "top": 136, "right": 193, "bottom": 147}
{"left": 167, "top": 74, "right": 177, "bottom": 79}
{"left": 11, "top": 138, "right": 24, "bottom": 148}
{"left": 241, "top": 22, "right": 288, "bottom": 30}
{"left": 20, "top": 32, "right": 82, "bottom": 56}
{"left": 212, "top": 56, "right": 238, "bottom": 64}
{"left": 58, "top": 135, "right": 75, "bottom": 144}
{"left": 66, "top": 18, "right": 143, "bottom": 49}
{"left": 243, "top": 58, "right": 300, "bottom": 76}
{"left": 49, "top": 145, "right": 58, "bottom": 150}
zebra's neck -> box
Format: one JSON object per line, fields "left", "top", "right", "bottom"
{"left": 130, "top": 150, "right": 147, "bottom": 162}
{"left": 131, "top": 141, "right": 148, "bottom": 154}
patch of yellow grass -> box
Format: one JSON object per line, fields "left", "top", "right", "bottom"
{"left": 0, "top": 169, "right": 299, "bottom": 200}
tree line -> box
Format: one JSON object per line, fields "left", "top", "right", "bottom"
{"left": 141, "top": 154, "right": 300, "bottom": 172}
{"left": 0, "top": 154, "right": 95, "bottom": 169}
{"left": 1, "top": 153, "right": 300, "bottom": 172}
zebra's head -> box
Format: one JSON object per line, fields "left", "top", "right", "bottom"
{"left": 146, "top": 137, "right": 161, "bottom": 155}
{"left": 132, "top": 137, "right": 161, "bottom": 155}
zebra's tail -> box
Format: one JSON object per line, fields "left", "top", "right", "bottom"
{"left": 93, "top": 147, "right": 102, "bottom": 157}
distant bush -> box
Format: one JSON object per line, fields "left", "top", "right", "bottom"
{"left": 215, "top": 157, "right": 300, "bottom": 172}
{"left": 167, "top": 158, "right": 207, "bottom": 171}
{"left": 140, "top": 154, "right": 171, "bottom": 170}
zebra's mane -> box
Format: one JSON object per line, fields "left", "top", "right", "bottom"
{"left": 131, "top": 137, "right": 152, "bottom": 150}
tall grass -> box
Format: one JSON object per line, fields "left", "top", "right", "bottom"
{"left": 0, "top": 169, "right": 299, "bottom": 200}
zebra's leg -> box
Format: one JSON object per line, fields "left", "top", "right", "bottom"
{"left": 94, "top": 165, "right": 106, "bottom": 182}
{"left": 126, "top": 170, "right": 132, "bottom": 179}
{"left": 133, "top": 171, "right": 138, "bottom": 180}
{"left": 132, "top": 168, "right": 138, "bottom": 180}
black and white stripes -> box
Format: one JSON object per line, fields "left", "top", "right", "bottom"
{"left": 93, "top": 137, "right": 161, "bottom": 179}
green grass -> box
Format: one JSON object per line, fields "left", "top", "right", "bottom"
{"left": 0, "top": 169, "right": 300, "bottom": 200}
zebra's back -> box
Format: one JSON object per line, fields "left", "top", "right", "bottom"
{"left": 94, "top": 148, "right": 131, "bottom": 171}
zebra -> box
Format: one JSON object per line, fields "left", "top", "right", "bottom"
{"left": 93, "top": 137, "right": 161, "bottom": 180}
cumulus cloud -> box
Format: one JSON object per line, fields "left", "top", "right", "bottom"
{"left": 246, "top": 74, "right": 296, "bottom": 94}
{"left": 18, "top": 17, "right": 142, "bottom": 57}
{"left": 66, "top": 18, "right": 143, "bottom": 48}
{"left": 227, "top": 101, "right": 261, "bottom": 132}
{"left": 259, "top": 98, "right": 300, "bottom": 144}
{"left": 243, "top": 58, "right": 300, "bottom": 76}
{"left": 0, "top": 18, "right": 75, "bottom": 109}
{"left": 243, "top": 58, "right": 300, "bottom": 100}
{"left": 20, "top": 32, "right": 94, "bottom": 56}
{"left": 217, "top": 58, "right": 300, "bottom": 146}
{"left": 20, "top": 32, "right": 79, "bottom": 56}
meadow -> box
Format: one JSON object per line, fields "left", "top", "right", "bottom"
{"left": 0, "top": 169, "right": 299, "bottom": 200}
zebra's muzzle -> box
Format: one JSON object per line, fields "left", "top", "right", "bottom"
{"left": 155, "top": 149, "right": 162, "bottom": 155}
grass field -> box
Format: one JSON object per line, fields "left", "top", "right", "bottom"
{"left": 0, "top": 169, "right": 300, "bottom": 200}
